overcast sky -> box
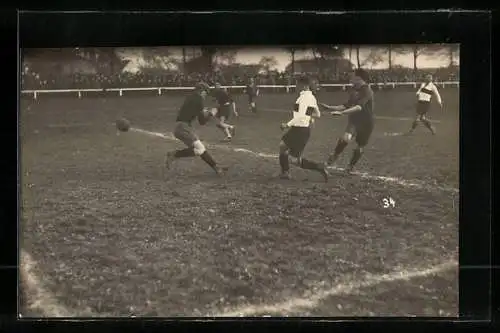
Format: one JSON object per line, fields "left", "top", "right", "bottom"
{"left": 120, "top": 45, "right": 459, "bottom": 72}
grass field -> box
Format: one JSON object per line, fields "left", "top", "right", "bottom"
{"left": 19, "top": 87, "right": 459, "bottom": 317}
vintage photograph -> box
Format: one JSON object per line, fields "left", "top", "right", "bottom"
{"left": 19, "top": 45, "right": 459, "bottom": 317}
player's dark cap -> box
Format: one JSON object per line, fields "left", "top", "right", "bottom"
{"left": 296, "top": 75, "right": 312, "bottom": 86}
{"left": 354, "top": 68, "right": 370, "bottom": 83}
{"left": 195, "top": 81, "right": 210, "bottom": 92}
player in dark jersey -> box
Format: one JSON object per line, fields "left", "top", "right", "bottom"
{"left": 211, "top": 83, "right": 237, "bottom": 142}
{"left": 319, "top": 68, "right": 375, "bottom": 173}
{"left": 164, "top": 82, "right": 226, "bottom": 175}
{"left": 279, "top": 75, "right": 329, "bottom": 182}
{"left": 245, "top": 77, "right": 259, "bottom": 113}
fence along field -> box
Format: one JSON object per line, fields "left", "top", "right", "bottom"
{"left": 19, "top": 84, "right": 459, "bottom": 317}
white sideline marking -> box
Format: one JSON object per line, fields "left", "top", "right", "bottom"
{"left": 214, "top": 260, "right": 458, "bottom": 317}
{"left": 264, "top": 108, "right": 443, "bottom": 124}
{"left": 47, "top": 123, "right": 93, "bottom": 128}
{"left": 130, "top": 127, "right": 459, "bottom": 194}
{"left": 20, "top": 250, "right": 72, "bottom": 317}
{"left": 384, "top": 132, "right": 405, "bottom": 137}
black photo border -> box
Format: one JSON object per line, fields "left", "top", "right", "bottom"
{"left": 1, "top": 9, "right": 495, "bottom": 332}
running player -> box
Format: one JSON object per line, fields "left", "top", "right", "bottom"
{"left": 406, "top": 74, "right": 442, "bottom": 135}
{"left": 319, "top": 68, "right": 375, "bottom": 174}
{"left": 164, "top": 82, "right": 226, "bottom": 175}
{"left": 279, "top": 75, "right": 329, "bottom": 182}
{"left": 211, "top": 83, "right": 237, "bottom": 142}
{"left": 246, "top": 77, "right": 259, "bottom": 113}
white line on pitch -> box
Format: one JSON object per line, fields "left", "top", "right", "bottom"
{"left": 20, "top": 250, "right": 73, "bottom": 317}
{"left": 212, "top": 260, "right": 458, "bottom": 317}
{"left": 130, "top": 127, "right": 459, "bottom": 194}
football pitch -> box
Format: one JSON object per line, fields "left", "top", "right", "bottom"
{"left": 19, "top": 88, "right": 459, "bottom": 317}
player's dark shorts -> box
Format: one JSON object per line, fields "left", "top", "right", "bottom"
{"left": 174, "top": 122, "right": 199, "bottom": 146}
{"left": 282, "top": 126, "right": 311, "bottom": 158}
{"left": 248, "top": 94, "right": 256, "bottom": 103}
{"left": 346, "top": 119, "right": 374, "bottom": 147}
{"left": 416, "top": 100, "right": 431, "bottom": 115}
{"left": 216, "top": 104, "right": 231, "bottom": 120}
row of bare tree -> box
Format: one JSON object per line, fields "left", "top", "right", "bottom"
{"left": 286, "top": 44, "right": 459, "bottom": 74}
{"left": 23, "top": 45, "right": 459, "bottom": 77}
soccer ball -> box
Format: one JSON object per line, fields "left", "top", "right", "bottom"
{"left": 116, "top": 117, "right": 131, "bottom": 132}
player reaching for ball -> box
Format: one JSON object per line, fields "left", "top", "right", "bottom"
{"left": 278, "top": 75, "right": 329, "bottom": 182}
{"left": 211, "top": 83, "right": 238, "bottom": 142}
{"left": 406, "top": 74, "right": 443, "bottom": 135}
{"left": 164, "top": 82, "right": 227, "bottom": 175}
{"left": 319, "top": 68, "right": 375, "bottom": 174}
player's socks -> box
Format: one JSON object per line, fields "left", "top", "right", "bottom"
{"left": 300, "top": 158, "right": 323, "bottom": 171}
{"left": 422, "top": 119, "right": 435, "bottom": 134}
{"left": 408, "top": 120, "right": 419, "bottom": 133}
{"left": 328, "top": 139, "right": 348, "bottom": 164}
{"left": 279, "top": 152, "right": 290, "bottom": 173}
{"left": 300, "top": 159, "right": 329, "bottom": 182}
{"left": 174, "top": 148, "right": 195, "bottom": 158}
{"left": 200, "top": 151, "right": 218, "bottom": 170}
{"left": 348, "top": 148, "right": 363, "bottom": 171}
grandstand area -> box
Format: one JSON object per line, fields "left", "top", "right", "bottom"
{"left": 19, "top": 85, "right": 459, "bottom": 317}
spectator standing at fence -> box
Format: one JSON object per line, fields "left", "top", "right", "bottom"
{"left": 406, "top": 74, "right": 442, "bottom": 135}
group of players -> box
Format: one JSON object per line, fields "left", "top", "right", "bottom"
{"left": 164, "top": 69, "right": 442, "bottom": 181}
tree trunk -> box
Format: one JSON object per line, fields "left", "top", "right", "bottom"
{"left": 349, "top": 45, "right": 352, "bottom": 64}
{"left": 449, "top": 47, "right": 454, "bottom": 67}
{"left": 182, "top": 47, "right": 187, "bottom": 74}
{"left": 413, "top": 46, "right": 418, "bottom": 76}
{"left": 356, "top": 46, "right": 361, "bottom": 68}
{"left": 388, "top": 45, "right": 392, "bottom": 70}
{"left": 291, "top": 50, "right": 295, "bottom": 74}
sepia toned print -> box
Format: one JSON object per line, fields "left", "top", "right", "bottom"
{"left": 19, "top": 45, "right": 459, "bottom": 317}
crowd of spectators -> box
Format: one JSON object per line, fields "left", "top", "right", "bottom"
{"left": 21, "top": 66, "right": 459, "bottom": 91}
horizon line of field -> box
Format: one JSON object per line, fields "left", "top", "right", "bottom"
{"left": 20, "top": 248, "right": 458, "bottom": 318}
{"left": 129, "top": 127, "right": 458, "bottom": 194}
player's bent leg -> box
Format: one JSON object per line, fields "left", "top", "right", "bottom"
{"left": 217, "top": 116, "right": 234, "bottom": 140}
{"left": 327, "top": 132, "right": 351, "bottom": 165}
{"left": 347, "top": 125, "right": 372, "bottom": 173}
{"left": 346, "top": 146, "right": 364, "bottom": 173}
{"left": 407, "top": 116, "right": 420, "bottom": 134}
{"left": 297, "top": 155, "right": 329, "bottom": 182}
{"left": 166, "top": 123, "right": 199, "bottom": 169}
{"left": 192, "top": 140, "right": 225, "bottom": 174}
{"left": 420, "top": 115, "right": 436, "bottom": 135}
{"left": 279, "top": 141, "right": 291, "bottom": 179}
{"left": 192, "top": 140, "right": 206, "bottom": 156}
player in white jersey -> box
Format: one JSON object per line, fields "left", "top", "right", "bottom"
{"left": 278, "top": 75, "right": 329, "bottom": 182}
{"left": 406, "top": 74, "right": 443, "bottom": 135}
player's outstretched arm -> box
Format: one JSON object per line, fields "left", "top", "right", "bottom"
{"left": 416, "top": 83, "right": 425, "bottom": 95}
{"left": 311, "top": 106, "right": 321, "bottom": 118}
{"left": 432, "top": 86, "right": 443, "bottom": 109}
{"left": 338, "top": 105, "right": 362, "bottom": 115}
{"left": 319, "top": 102, "right": 346, "bottom": 111}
